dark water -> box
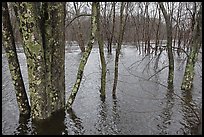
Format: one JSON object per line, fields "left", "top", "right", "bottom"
{"left": 2, "top": 45, "right": 202, "bottom": 135}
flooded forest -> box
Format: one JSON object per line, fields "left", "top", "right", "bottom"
{"left": 2, "top": 2, "right": 202, "bottom": 135}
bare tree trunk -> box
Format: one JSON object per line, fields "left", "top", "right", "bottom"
{"left": 2, "top": 2, "right": 30, "bottom": 115}
{"left": 176, "top": 3, "right": 182, "bottom": 56}
{"left": 155, "top": 6, "right": 161, "bottom": 56}
{"left": 66, "top": 2, "right": 97, "bottom": 109}
{"left": 96, "top": 2, "right": 107, "bottom": 98}
{"left": 73, "top": 2, "right": 85, "bottom": 52}
{"left": 159, "top": 2, "right": 174, "bottom": 88}
{"left": 181, "top": 4, "right": 202, "bottom": 90}
{"left": 145, "top": 2, "right": 151, "bottom": 54}
{"left": 109, "top": 2, "right": 116, "bottom": 55}
{"left": 103, "top": 2, "right": 115, "bottom": 55}
{"left": 112, "top": 2, "right": 126, "bottom": 96}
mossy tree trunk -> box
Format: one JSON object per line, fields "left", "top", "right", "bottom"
{"left": 14, "top": 2, "right": 49, "bottom": 120}
{"left": 42, "top": 2, "right": 66, "bottom": 114}
{"left": 159, "top": 2, "right": 174, "bottom": 88}
{"left": 96, "top": 2, "right": 107, "bottom": 98}
{"left": 181, "top": 4, "right": 202, "bottom": 91}
{"left": 66, "top": 2, "right": 97, "bottom": 110}
{"left": 112, "top": 2, "right": 126, "bottom": 96}
{"left": 13, "top": 2, "right": 65, "bottom": 120}
{"left": 2, "top": 2, "right": 31, "bottom": 115}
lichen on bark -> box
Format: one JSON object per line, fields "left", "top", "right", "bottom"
{"left": 181, "top": 5, "right": 202, "bottom": 91}
{"left": 66, "top": 2, "right": 98, "bottom": 110}
{"left": 2, "top": 2, "right": 30, "bottom": 115}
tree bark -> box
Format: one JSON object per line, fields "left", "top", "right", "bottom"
{"left": 14, "top": 2, "right": 48, "bottom": 120}
{"left": 107, "top": 2, "right": 116, "bottom": 55}
{"left": 66, "top": 2, "right": 97, "bottom": 109}
{"left": 96, "top": 2, "right": 107, "bottom": 98}
{"left": 14, "top": 2, "right": 65, "bottom": 120}
{"left": 181, "top": 4, "right": 202, "bottom": 90}
{"left": 155, "top": 6, "right": 161, "bottom": 55}
{"left": 2, "top": 2, "right": 30, "bottom": 115}
{"left": 159, "top": 2, "right": 174, "bottom": 88}
{"left": 112, "top": 2, "right": 126, "bottom": 96}
{"left": 42, "top": 2, "right": 66, "bottom": 113}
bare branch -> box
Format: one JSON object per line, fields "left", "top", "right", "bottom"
{"left": 66, "top": 13, "right": 91, "bottom": 28}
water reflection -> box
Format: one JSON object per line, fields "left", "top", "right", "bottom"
{"left": 2, "top": 46, "right": 202, "bottom": 135}
{"left": 32, "top": 109, "right": 66, "bottom": 135}
{"left": 14, "top": 114, "right": 31, "bottom": 135}
{"left": 157, "top": 88, "right": 175, "bottom": 134}
{"left": 14, "top": 109, "right": 67, "bottom": 135}
{"left": 93, "top": 95, "right": 121, "bottom": 135}
{"left": 180, "top": 90, "right": 201, "bottom": 135}
{"left": 95, "top": 96, "right": 108, "bottom": 134}
{"left": 111, "top": 95, "right": 121, "bottom": 134}
{"left": 65, "top": 108, "right": 84, "bottom": 135}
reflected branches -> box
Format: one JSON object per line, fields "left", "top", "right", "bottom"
{"left": 65, "top": 108, "right": 84, "bottom": 135}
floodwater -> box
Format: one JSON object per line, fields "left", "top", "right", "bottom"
{"left": 2, "top": 45, "right": 202, "bottom": 135}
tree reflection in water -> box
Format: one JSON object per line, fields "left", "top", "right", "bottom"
{"left": 14, "top": 109, "right": 67, "bottom": 135}
{"left": 14, "top": 114, "right": 31, "bottom": 135}
{"left": 94, "top": 95, "right": 121, "bottom": 135}
{"left": 180, "top": 90, "right": 201, "bottom": 135}
{"left": 157, "top": 86, "right": 175, "bottom": 135}
{"left": 65, "top": 108, "right": 84, "bottom": 135}
{"left": 112, "top": 95, "right": 121, "bottom": 134}
{"left": 32, "top": 109, "right": 67, "bottom": 135}
{"left": 94, "top": 96, "right": 108, "bottom": 134}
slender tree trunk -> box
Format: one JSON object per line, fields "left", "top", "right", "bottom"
{"left": 155, "top": 15, "right": 160, "bottom": 55}
{"left": 2, "top": 2, "right": 30, "bottom": 115}
{"left": 112, "top": 2, "right": 125, "bottom": 96}
{"left": 109, "top": 2, "right": 116, "bottom": 55}
{"left": 177, "top": 28, "right": 182, "bottom": 56}
{"left": 155, "top": 4, "right": 160, "bottom": 56}
{"left": 181, "top": 5, "right": 202, "bottom": 90}
{"left": 77, "top": 22, "right": 86, "bottom": 52}
{"left": 159, "top": 2, "right": 174, "bottom": 88}
{"left": 66, "top": 2, "right": 97, "bottom": 109}
{"left": 145, "top": 2, "right": 151, "bottom": 54}
{"left": 73, "top": 2, "right": 85, "bottom": 52}
{"left": 96, "top": 2, "right": 107, "bottom": 98}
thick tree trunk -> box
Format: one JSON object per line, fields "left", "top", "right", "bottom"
{"left": 112, "top": 2, "right": 125, "bottom": 96}
{"left": 66, "top": 2, "right": 97, "bottom": 109}
{"left": 43, "top": 2, "right": 66, "bottom": 113}
{"left": 14, "top": 2, "right": 65, "bottom": 120}
{"left": 181, "top": 5, "right": 202, "bottom": 90}
{"left": 159, "top": 2, "right": 174, "bottom": 88}
{"left": 15, "top": 2, "right": 50, "bottom": 120}
{"left": 2, "top": 2, "right": 30, "bottom": 115}
{"left": 96, "top": 2, "right": 107, "bottom": 98}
